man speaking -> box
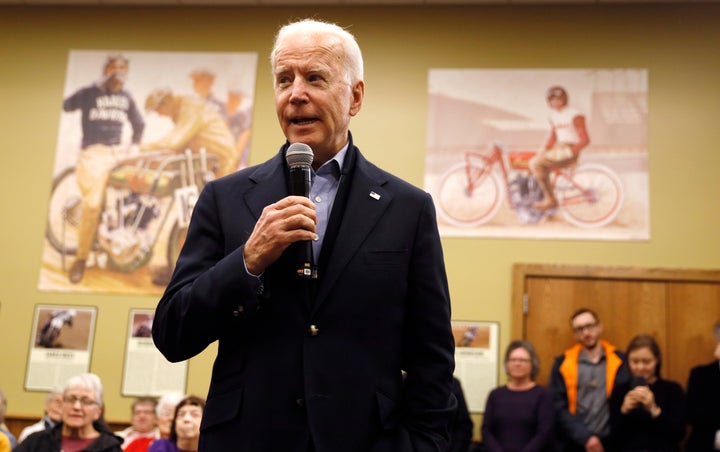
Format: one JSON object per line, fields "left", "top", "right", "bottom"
{"left": 153, "top": 18, "right": 456, "bottom": 452}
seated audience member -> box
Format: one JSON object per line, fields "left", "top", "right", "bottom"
{"left": 155, "top": 393, "right": 186, "bottom": 440}
{"left": 686, "top": 320, "right": 720, "bottom": 451}
{"left": 482, "top": 340, "right": 555, "bottom": 452}
{"left": 18, "top": 387, "right": 64, "bottom": 443}
{"left": 0, "top": 388, "right": 17, "bottom": 449}
{"left": 450, "top": 377, "right": 474, "bottom": 452}
{"left": 16, "top": 372, "right": 122, "bottom": 452}
{"left": 609, "top": 334, "right": 686, "bottom": 451}
{"left": 147, "top": 396, "right": 204, "bottom": 452}
{"left": 116, "top": 397, "right": 160, "bottom": 450}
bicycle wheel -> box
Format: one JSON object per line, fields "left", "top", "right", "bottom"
{"left": 435, "top": 162, "right": 504, "bottom": 227}
{"left": 45, "top": 167, "right": 82, "bottom": 255}
{"left": 558, "top": 163, "right": 624, "bottom": 228}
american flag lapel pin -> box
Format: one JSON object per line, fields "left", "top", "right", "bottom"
{"left": 369, "top": 191, "right": 381, "bottom": 200}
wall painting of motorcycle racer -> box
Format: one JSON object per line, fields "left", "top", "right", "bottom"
{"left": 425, "top": 68, "right": 649, "bottom": 241}
{"left": 38, "top": 50, "right": 258, "bottom": 294}
{"left": 26, "top": 305, "right": 97, "bottom": 391}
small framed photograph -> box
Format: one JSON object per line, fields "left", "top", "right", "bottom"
{"left": 25, "top": 304, "right": 97, "bottom": 391}
{"left": 121, "top": 309, "right": 187, "bottom": 396}
{"left": 451, "top": 320, "right": 500, "bottom": 413}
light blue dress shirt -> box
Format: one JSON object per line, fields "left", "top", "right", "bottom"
{"left": 309, "top": 144, "right": 347, "bottom": 262}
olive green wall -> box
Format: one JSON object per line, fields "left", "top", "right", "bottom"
{"left": 1, "top": 4, "right": 719, "bottom": 433}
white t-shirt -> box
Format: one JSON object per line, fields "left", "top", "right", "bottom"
{"left": 549, "top": 106, "right": 583, "bottom": 145}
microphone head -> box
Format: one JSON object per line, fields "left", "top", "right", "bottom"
{"left": 286, "top": 143, "right": 314, "bottom": 169}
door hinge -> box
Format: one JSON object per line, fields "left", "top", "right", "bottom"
{"left": 523, "top": 293, "right": 529, "bottom": 314}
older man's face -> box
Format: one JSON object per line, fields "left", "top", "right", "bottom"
{"left": 273, "top": 33, "right": 363, "bottom": 166}
{"left": 132, "top": 401, "right": 157, "bottom": 433}
{"left": 46, "top": 393, "right": 63, "bottom": 421}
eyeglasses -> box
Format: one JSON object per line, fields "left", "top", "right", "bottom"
{"left": 63, "top": 396, "right": 98, "bottom": 407}
{"left": 573, "top": 322, "right": 598, "bottom": 334}
{"left": 507, "top": 358, "right": 531, "bottom": 364}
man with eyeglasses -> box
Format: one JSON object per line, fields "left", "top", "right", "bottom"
{"left": 15, "top": 373, "right": 122, "bottom": 452}
{"left": 115, "top": 397, "right": 160, "bottom": 451}
{"left": 549, "top": 308, "right": 630, "bottom": 452}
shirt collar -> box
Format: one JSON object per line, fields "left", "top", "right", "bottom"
{"left": 315, "top": 143, "right": 348, "bottom": 175}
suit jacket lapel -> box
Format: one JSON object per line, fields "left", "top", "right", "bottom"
{"left": 313, "top": 154, "right": 391, "bottom": 313}
{"left": 243, "top": 151, "right": 288, "bottom": 220}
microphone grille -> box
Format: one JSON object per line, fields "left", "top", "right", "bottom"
{"left": 286, "top": 143, "right": 314, "bottom": 168}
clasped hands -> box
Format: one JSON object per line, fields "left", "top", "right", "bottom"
{"left": 244, "top": 196, "right": 318, "bottom": 276}
{"left": 621, "top": 385, "right": 660, "bottom": 417}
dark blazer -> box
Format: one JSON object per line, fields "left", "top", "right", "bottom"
{"left": 153, "top": 136, "right": 456, "bottom": 452}
{"left": 15, "top": 422, "right": 122, "bottom": 452}
{"left": 686, "top": 360, "right": 720, "bottom": 451}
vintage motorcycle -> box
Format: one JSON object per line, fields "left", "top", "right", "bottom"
{"left": 45, "top": 148, "right": 218, "bottom": 275}
{"left": 435, "top": 143, "right": 624, "bottom": 228}
{"left": 36, "top": 309, "right": 76, "bottom": 348}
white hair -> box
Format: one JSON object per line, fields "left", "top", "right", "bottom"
{"left": 271, "top": 18, "right": 364, "bottom": 85}
{"left": 45, "top": 385, "right": 63, "bottom": 403}
{"left": 64, "top": 373, "right": 104, "bottom": 406}
{"left": 156, "top": 392, "right": 186, "bottom": 416}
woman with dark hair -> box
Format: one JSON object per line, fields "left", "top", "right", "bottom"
{"left": 481, "top": 340, "right": 555, "bottom": 452}
{"left": 147, "top": 396, "right": 204, "bottom": 452}
{"left": 609, "top": 334, "right": 686, "bottom": 451}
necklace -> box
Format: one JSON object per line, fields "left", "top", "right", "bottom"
{"left": 587, "top": 365, "right": 599, "bottom": 389}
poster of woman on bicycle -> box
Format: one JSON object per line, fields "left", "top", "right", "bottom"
{"left": 38, "top": 50, "right": 258, "bottom": 295}
{"left": 425, "top": 68, "right": 649, "bottom": 241}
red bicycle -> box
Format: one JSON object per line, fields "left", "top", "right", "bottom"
{"left": 435, "top": 144, "right": 624, "bottom": 228}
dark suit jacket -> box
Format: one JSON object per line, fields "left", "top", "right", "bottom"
{"left": 153, "top": 137, "right": 456, "bottom": 452}
{"left": 686, "top": 360, "right": 720, "bottom": 451}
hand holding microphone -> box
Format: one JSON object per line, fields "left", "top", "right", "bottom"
{"left": 243, "top": 143, "right": 317, "bottom": 276}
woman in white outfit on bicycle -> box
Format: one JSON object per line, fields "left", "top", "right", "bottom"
{"left": 529, "top": 85, "right": 590, "bottom": 211}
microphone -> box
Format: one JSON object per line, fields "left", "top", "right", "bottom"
{"left": 630, "top": 376, "right": 647, "bottom": 388}
{"left": 285, "top": 143, "right": 316, "bottom": 279}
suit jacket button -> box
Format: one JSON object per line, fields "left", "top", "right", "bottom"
{"left": 232, "top": 306, "right": 244, "bottom": 316}
{"left": 308, "top": 325, "right": 319, "bottom": 336}
{"left": 296, "top": 398, "right": 305, "bottom": 407}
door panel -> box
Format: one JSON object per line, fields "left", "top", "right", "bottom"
{"left": 666, "top": 282, "right": 720, "bottom": 386}
{"left": 513, "top": 264, "right": 720, "bottom": 389}
{"left": 525, "top": 276, "right": 666, "bottom": 386}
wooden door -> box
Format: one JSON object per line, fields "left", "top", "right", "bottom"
{"left": 665, "top": 281, "right": 720, "bottom": 385}
{"left": 512, "top": 264, "right": 720, "bottom": 388}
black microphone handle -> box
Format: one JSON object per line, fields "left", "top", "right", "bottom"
{"left": 289, "top": 166, "right": 314, "bottom": 278}
{"left": 289, "top": 166, "right": 311, "bottom": 197}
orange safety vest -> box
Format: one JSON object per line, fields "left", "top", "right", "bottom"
{"left": 558, "top": 340, "right": 623, "bottom": 415}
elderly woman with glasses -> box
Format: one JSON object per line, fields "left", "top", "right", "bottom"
{"left": 16, "top": 373, "right": 122, "bottom": 452}
{"left": 481, "top": 340, "right": 555, "bottom": 452}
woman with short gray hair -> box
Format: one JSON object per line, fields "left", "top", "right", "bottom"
{"left": 15, "top": 373, "right": 122, "bottom": 452}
